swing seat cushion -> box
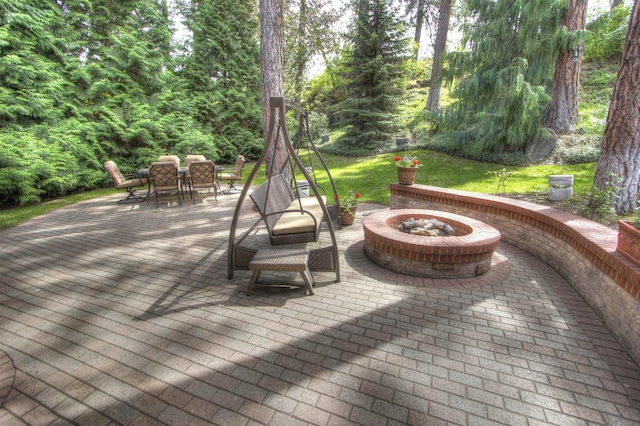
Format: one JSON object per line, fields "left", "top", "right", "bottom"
{"left": 272, "top": 196, "right": 327, "bottom": 235}
{"left": 250, "top": 174, "right": 327, "bottom": 241}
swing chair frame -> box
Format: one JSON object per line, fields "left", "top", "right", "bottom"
{"left": 227, "top": 97, "right": 341, "bottom": 283}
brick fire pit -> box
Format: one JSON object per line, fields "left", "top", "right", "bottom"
{"left": 363, "top": 209, "right": 501, "bottom": 278}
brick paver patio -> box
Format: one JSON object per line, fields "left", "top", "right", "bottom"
{"left": 0, "top": 191, "right": 639, "bottom": 425}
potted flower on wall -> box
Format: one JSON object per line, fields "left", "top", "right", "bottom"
{"left": 394, "top": 150, "right": 422, "bottom": 185}
{"left": 334, "top": 189, "right": 361, "bottom": 226}
{"left": 617, "top": 211, "right": 640, "bottom": 266}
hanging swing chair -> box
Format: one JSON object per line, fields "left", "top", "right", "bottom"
{"left": 227, "top": 97, "right": 341, "bottom": 283}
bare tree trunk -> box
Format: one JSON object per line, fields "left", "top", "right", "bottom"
{"left": 425, "top": 0, "right": 451, "bottom": 111}
{"left": 413, "top": 0, "right": 425, "bottom": 61}
{"left": 595, "top": 0, "right": 640, "bottom": 214}
{"left": 260, "top": 0, "right": 288, "bottom": 179}
{"left": 545, "top": 0, "right": 587, "bottom": 134}
{"left": 294, "top": 0, "right": 307, "bottom": 104}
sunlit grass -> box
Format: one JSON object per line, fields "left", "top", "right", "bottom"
{"left": 0, "top": 150, "right": 597, "bottom": 232}
{"left": 0, "top": 188, "right": 116, "bottom": 231}
{"left": 313, "top": 150, "right": 596, "bottom": 206}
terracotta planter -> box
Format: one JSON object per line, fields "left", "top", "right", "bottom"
{"left": 397, "top": 167, "right": 418, "bottom": 185}
{"left": 617, "top": 220, "right": 640, "bottom": 266}
{"left": 340, "top": 206, "right": 358, "bottom": 226}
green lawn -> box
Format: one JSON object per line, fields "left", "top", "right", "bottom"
{"left": 0, "top": 149, "right": 598, "bottom": 232}
{"left": 314, "top": 150, "right": 596, "bottom": 206}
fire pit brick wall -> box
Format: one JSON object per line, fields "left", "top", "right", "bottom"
{"left": 391, "top": 183, "right": 640, "bottom": 364}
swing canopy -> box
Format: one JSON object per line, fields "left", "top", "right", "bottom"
{"left": 227, "top": 97, "right": 341, "bottom": 283}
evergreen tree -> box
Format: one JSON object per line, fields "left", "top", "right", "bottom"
{"left": 336, "top": 0, "right": 411, "bottom": 153}
{"left": 179, "top": 0, "right": 263, "bottom": 161}
{"left": 0, "top": 1, "right": 70, "bottom": 126}
{"left": 425, "top": 0, "right": 451, "bottom": 111}
{"left": 438, "top": 0, "right": 568, "bottom": 155}
{"left": 77, "top": 0, "right": 174, "bottom": 161}
{"left": 595, "top": 0, "right": 640, "bottom": 214}
{"left": 283, "top": 0, "right": 339, "bottom": 103}
{"left": 545, "top": 0, "right": 587, "bottom": 135}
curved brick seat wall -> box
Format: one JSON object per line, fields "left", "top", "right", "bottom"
{"left": 390, "top": 183, "right": 640, "bottom": 364}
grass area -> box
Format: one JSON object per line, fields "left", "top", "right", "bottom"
{"left": 0, "top": 149, "right": 599, "bottom": 232}
{"left": 309, "top": 150, "right": 596, "bottom": 206}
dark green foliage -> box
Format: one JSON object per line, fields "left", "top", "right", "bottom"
{"left": 334, "top": 0, "right": 411, "bottom": 154}
{"left": 0, "top": 122, "right": 105, "bottom": 205}
{"left": 437, "top": 0, "right": 569, "bottom": 154}
{"left": 585, "top": 5, "right": 631, "bottom": 62}
{"left": 0, "top": 1, "right": 70, "bottom": 126}
{"left": 0, "top": 0, "right": 264, "bottom": 205}
{"left": 178, "top": 0, "right": 263, "bottom": 162}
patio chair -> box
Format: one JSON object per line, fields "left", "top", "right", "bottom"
{"left": 182, "top": 155, "right": 206, "bottom": 194}
{"left": 103, "top": 160, "right": 147, "bottom": 204}
{"left": 219, "top": 155, "right": 246, "bottom": 194}
{"left": 185, "top": 155, "right": 206, "bottom": 166}
{"left": 149, "top": 162, "right": 182, "bottom": 207}
{"left": 156, "top": 155, "right": 180, "bottom": 167}
{"left": 188, "top": 160, "right": 217, "bottom": 203}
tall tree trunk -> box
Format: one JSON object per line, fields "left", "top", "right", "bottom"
{"left": 260, "top": 0, "right": 287, "bottom": 178}
{"left": 294, "top": 0, "right": 307, "bottom": 104}
{"left": 595, "top": 0, "right": 640, "bottom": 214}
{"left": 545, "top": 0, "right": 587, "bottom": 134}
{"left": 413, "top": 0, "right": 425, "bottom": 61}
{"left": 425, "top": 0, "right": 451, "bottom": 111}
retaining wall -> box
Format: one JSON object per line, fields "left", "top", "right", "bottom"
{"left": 390, "top": 183, "right": 640, "bottom": 364}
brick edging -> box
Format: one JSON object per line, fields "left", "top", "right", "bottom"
{"left": 390, "top": 183, "right": 640, "bottom": 363}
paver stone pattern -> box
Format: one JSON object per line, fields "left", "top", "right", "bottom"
{"left": 0, "top": 193, "right": 639, "bottom": 425}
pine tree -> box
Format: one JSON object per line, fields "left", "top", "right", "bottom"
{"left": 595, "top": 0, "right": 640, "bottom": 214}
{"left": 425, "top": 0, "right": 451, "bottom": 111}
{"left": 179, "top": 0, "right": 263, "bottom": 161}
{"left": 0, "top": 1, "right": 70, "bottom": 126}
{"left": 439, "top": 0, "right": 568, "bottom": 155}
{"left": 337, "top": 0, "right": 411, "bottom": 153}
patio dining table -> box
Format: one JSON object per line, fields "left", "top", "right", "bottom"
{"left": 136, "top": 165, "right": 224, "bottom": 201}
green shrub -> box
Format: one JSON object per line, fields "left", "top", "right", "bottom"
{"left": 585, "top": 5, "right": 631, "bottom": 63}
{"left": 553, "top": 138, "right": 601, "bottom": 164}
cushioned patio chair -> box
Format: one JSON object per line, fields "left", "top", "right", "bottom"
{"left": 149, "top": 162, "right": 182, "bottom": 207}
{"left": 188, "top": 160, "right": 217, "bottom": 203}
{"left": 103, "top": 160, "right": 147, "bottom": 204}
{"left": 219, "top": 155, "right": 246, "bottom": 194}
{"left": 156, "top": 155, "right": 180, "bottom": 167}
{"left": 182, "top": 155, "right": 206, "bottom": 194}
{"left": 185, "top": 155, "right": 206, "bottom": 166}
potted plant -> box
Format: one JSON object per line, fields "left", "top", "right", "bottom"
{"left": 334, "top": 189, "right": 361, "bottom": 226}
{"left": 617, "top": 211, "right": 640, "bottom": 266}
{"left": 394, "top": 150, "right": 422, "bottom": 185}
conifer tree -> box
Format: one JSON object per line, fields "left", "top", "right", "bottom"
{"left": 179, "top": 0, "right": 263, "bottom": 161}
{"left": 337, "top": 0, "right": 411, "bottom": 153}
{"left": 595, "top": 0, "right": 640, "bottom": 214}
{"left": 76, "top": 0, "right": 175, "bottom": 158}
{"left": 439, "top": 0, "right": 568, "bottom": 155}
{"left": 0, "top": 1, "right": 70, "bottom": 126}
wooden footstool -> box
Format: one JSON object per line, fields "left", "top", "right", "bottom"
{"left": 248, "top": 249, "right": 314, "bottom": 295}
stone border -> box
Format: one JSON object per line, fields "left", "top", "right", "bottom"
{"left": 390, "top": 183, "right": 640, "bottom": 364}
